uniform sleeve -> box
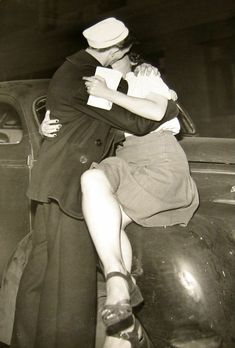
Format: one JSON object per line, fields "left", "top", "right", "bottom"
{"left": 162, "top": 99, "right": 179, "bottom": 122}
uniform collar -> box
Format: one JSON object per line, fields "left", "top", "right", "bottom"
{"left": 66, "top": 49, "right": 102, "bottom": 67}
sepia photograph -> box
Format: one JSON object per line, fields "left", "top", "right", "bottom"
{"left": 0, "top": 1, "right": 235, "bottom": 347}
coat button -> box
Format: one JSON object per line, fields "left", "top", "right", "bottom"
{"left": 79, "top": 155, "right": 88, "bottom": 164}
{"left": 95, "top": 139, "right": 102, "bottom": 146}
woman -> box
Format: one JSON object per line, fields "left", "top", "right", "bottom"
{"left": 42, "top": 55, "right": 199, "bottom": 348}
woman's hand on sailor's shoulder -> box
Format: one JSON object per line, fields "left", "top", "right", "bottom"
{"left": 40, "top": 110, "right": 62, "bottom": 138}
{"left": 83, "top": 75, "right": 111, "bottom": 99}
{"left": 134, "top": 63, "right": 161, "bottom": 77}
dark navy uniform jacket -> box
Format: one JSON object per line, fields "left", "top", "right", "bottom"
{"left": 28, "top": 50, "right": 178, "bottom": 219}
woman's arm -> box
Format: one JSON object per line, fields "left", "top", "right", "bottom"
{"left": 83, "top": 76, "right": 168, "bottom": 121}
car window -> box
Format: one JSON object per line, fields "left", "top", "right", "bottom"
{"left": 0, "top": 102, "right": 23, "bottom": 144}
{"left": 33, "top": 97, "right": 46, "bottom": 125}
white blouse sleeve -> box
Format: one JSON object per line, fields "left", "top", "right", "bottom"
{"left": 141, "top": 72, "right": 171, "bottom": 99}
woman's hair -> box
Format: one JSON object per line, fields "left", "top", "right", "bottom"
{"left": 128, "top": 51, "right": 145, "bottom": 66}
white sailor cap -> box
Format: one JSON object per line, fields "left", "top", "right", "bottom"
{"left": 83, "top": 17, "right": 129, "bottom": 49}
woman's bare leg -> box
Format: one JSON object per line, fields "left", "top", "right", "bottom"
{"left": 81, "top": 168, "right": 132, "bottom": 305}
{"left": 81, "top": 169, "right": 144, "bottom": 348}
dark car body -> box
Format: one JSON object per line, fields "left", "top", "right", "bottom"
{"left": 0, "top": 80, "right": 45, "bottom": 279}
{"left": 0, "top": 80, "right": 234, "bottom": 348}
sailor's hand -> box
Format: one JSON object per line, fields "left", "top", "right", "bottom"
{"left": 83, "top": 76, "right": 110, "bottom": 98}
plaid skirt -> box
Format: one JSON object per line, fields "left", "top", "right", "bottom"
{"left": 93, "top": 131, "right": 199, "bottom": 227}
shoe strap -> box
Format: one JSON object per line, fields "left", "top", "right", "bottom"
{"left": 106, "top": 271, "right": 129, "bottom": 282}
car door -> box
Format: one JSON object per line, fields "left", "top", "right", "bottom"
{"left": 0, "top": 95, "right": 32, "bottom": 280}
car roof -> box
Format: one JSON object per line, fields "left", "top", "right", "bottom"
{"left": 0, "top": 79, "right": 50, "bottom": 101}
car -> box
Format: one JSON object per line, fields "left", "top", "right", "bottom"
{"left": 0, "top": 79, "right": 234, "bottom": 348}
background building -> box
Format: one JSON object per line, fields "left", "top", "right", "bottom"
{"left": 1, "top": 0, "right": 235, "bottom": 137}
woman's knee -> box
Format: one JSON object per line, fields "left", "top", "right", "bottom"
{"left": 81, "top": 168, "right": 110, "bottom": 194}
